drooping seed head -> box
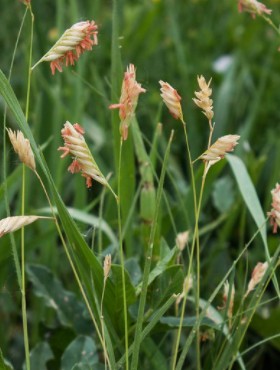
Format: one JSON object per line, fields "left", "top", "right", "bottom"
{"left": 32, "top": 20, "right": 98, "bottom": 74}
{"left": 193, "top": 75, "right": 214, "bottom": 121}
{"left": 58, "top": 121, "right": 109, "bottom": 189}
{"left": 7, "top": 129, "right": 36, "bottom": 171}
{"left": 267, "top": 183, "right": 280, "bottom": 233}
{"left": 109, "top": 64, "right": 146, "bottom": 140}
{"left": 159, "top": 80, "right": 183, "bottom": 121}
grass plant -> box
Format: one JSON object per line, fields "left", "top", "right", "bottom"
{"left": 0, "top": 1, "right": 279, "bottom": 370}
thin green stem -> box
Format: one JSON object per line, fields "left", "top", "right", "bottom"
{"left": 21, "top": 165, "right": 30, "bottom": 370}
{"left": 117, "top": 138, "right": 129, "bottom": 370}
{"left": 100, "top": 277, "right": 109, "bottom": 370}
{"left": 171, "top": 120, "right": 199, "bottom": 369}
{"left": 171, "top": 164, "right": 207, "bottom": 370}
{"left": 131, "top": 131, "right": 174, "bottom": 370}
{"left": 21, "top": 6, "right": 34, "bottom": 369}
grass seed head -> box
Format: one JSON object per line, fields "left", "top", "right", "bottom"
{"left": 159, "top": 80, "right": 183, "bottom": 121}
{"left": 33, "top": 20, "right": 98, "bottom": 74}
{"left": 0, "top": 216, "right": 49, "bottom": 237}
{"left": 109, "top": 64, "right": 146, "bottom": 141}
{"left": 245, "top": 261, "right": 268, "bottom": 298}
{"left": 200, "top": 134, "right": 240, "bottom": 162}
{"left": 176, "top": 231, "right": 189, "bottom": 251}
{"left": 267, "top": 183, "right": 280, "bottom": 233}
{"left": 193, "top": 75, "right": 214, "bottom": 121}
{"left": 237, "top": 0, "right": 272, "bottom": 18}
{"left": 103, "top": 254, "right": 112, "bottom": 280}
{"left": 7, "top": 129, "right": 36, "bottom": 171}
{"left": 58, "top": 121, "right": 108, "bottom": 189}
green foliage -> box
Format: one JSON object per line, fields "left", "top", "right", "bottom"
{"left": 0, "top": 0, "right": 280, "bottom": 369}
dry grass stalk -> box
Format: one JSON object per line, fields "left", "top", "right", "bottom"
{"left": 0, "top": 216, "right": 51, "bottom": 238}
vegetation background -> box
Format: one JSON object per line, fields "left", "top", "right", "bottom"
{"left": 0, "top": 0, "right": 280, "bottom": 369}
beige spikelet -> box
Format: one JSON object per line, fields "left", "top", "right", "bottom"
{"left": 159, "top": 80, "right": 183, "bottom": 121}
{"left": 193, "top": 75, "right": 214, "bottom": 121}
{"left": 244, "top": 262, "right": 268, "bottom": 298}
{"left": 0, "top": 216, "right": 51, "bottom": 238}
{"left": 199, "top": 135, "right": 240, "bottom": 162}
{"left": 7, "top": 129, "right": 36, "bottom": 171}
{"left": 58, "top": 121, "right": 116, "bottom": 195}
{"left": 32, "top": 21, "right": 98, "bottom": 74}
{"left": 103, "top": 254, "right": 112, "bottom": 281}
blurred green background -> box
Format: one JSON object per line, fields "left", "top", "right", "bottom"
{"left": 1, "top": 0, "right": 280, "bottom": 369}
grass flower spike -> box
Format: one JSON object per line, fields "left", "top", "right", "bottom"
{"left": 7, "top": 129, "right": 36, "bottom": 171}
{"left": 221, "top": 281, "right": 235, "bottom": 328}
{"left": 193, "top": 75, "right": 214, "bottom": 121}
{"left": 58, "top": 121, "right": 115, "bottom": 196}
{"left": 238, "top": 0, "right": 272, "bottom": 18}
{"left": 103, "top": 254, "right": 112, "bottom": 281}
{"left": 159, "top": 81, "right": 183, "bottom": 121}
{"left": 109, "top": 64, "right": 146, "bottom": 141}
{"left": 267, "top": 183, "right": 280, "bottom": 233}
{"left": 245, "top": 262, "right": 268, "bottom": 298}
{"left": 198, "top": 134, "right": 240, "bottom": 164}
{"left": 32, "top": 21, "right": 98, "bottom": 74}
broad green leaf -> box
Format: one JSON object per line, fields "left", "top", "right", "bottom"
{"left": 61, "top": 336, "right": 98, "bottom": 370}
{"left": 23, "top": 342, "right": 53, "bottom": 370}
{"left": 227, "top": 154, "right": 279, "bottom": 295}
{"left": 26, "top": 264, "right": 90, "bottom": 333}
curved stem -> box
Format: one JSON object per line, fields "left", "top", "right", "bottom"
{"left": 117, "top": 138, "right": 129, "bottom": 370}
